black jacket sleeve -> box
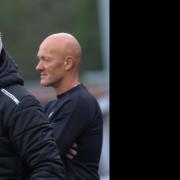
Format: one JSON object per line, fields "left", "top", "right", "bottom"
{"left": 8, "top": 95, "right": 65, "bottom": 180}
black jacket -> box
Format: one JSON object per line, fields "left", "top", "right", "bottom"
{"left": 45, "top": 85, "right": 103, "bottom": 180}
{"left": 0, "top": 48, "right": 65, "bottom": 179}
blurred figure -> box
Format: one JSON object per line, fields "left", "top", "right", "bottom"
{"left": 0, "top": 34, "right": 2, "bottom": 53}
{"left": 36, "top": 32, "right": 103, "bottom": 180}
{"left": 0, "top": 35, "right": 65, "bottom": 179}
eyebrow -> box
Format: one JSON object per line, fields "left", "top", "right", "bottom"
{"left": 37, "top": 55, "right": 50, "bottom": 59}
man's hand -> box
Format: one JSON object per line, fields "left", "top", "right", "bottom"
{"left": 66, "top": 143, "right": 78, "bottom": 160}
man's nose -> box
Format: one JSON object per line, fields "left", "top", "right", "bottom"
{"left": 36, "top": 62, "right": 43, "bottom": 72}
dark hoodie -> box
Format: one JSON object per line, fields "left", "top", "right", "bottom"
{"left": 0, "top": 48, "right": 65, "bottom": 180}
{"left": 0, "top": 48, "right": 24, "bottom": 88}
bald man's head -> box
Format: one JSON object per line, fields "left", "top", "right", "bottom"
{"left": 40, "top": 33, "right": 81, "bottom": 62}
{"left": 36, "top": 33, "right": 82, "bottom": 92}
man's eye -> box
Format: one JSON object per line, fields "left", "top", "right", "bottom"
{"left": 42, "top": 57, "right": 50, "bottom": 61}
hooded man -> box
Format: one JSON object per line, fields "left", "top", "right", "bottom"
{"left": 0, "top": 35, "right": 65, "bottom": 179}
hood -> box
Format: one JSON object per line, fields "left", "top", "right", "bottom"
{"left": 0, "top": 47, "right": 24, "bottom": 88}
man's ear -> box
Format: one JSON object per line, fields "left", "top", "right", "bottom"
{"left": 64, "top": 56, "right": 74, "bottom": 70}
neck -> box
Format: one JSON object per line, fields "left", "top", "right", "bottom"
{"left": 54, "top": 79, "right": 80, "bottom": 95}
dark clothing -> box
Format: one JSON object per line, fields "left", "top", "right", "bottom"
{"left": 0, "top": 48, "right": 65, "bottom": 180}
{"left": 44, "top": 84, "right": 103, "bottom": 180}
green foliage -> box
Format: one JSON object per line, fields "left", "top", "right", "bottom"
{"left": 0, "top": 0, "right": 102, "bottom": 80}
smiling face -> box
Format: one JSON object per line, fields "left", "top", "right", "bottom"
{"left": 36, "top": 39, "right": 66, "bottom": 88}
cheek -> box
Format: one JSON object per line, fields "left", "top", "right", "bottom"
{"left": 48, "top": 64, "right": 64, "bottom": 78}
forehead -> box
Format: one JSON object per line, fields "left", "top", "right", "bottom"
{"left": 37, "top": 37, "right": 65, "bottom": 57}
{"left": 37, "top": 45, "right": 58, "bottom": 57}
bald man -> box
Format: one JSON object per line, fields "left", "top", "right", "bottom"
{"left": 36, "top": 33, "right": 103, "bottom": 180}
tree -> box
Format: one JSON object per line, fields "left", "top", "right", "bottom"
{"left": 0, "top": 0, "right": 102, "bottom": 80}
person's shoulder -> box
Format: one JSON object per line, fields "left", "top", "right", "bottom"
{"left": 0, "top": 84, "right": 43, "bottom": 122}
{"left": 4, "top": 84, "right": 41, "bottom": 108}
{"left": 57, "top": 85, "right": 99, "bottom": 110}
{"left": 75, "top": 85, "right": 100, "bottom": 108}
{"left": 0, "top": 84, "right": 29, "bottom": 103}
{"left": 79, "top": 85, "right": 99, "bottom": 102}
{"left": 76, "top": 85, "right": 103, "bottom": 124}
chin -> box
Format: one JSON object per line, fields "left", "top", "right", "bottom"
{"left": 40, "top": 81, "right": 49, "bottom": 87}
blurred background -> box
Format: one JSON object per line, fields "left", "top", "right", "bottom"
{"left": 0, "top": 0, "right": 109, "bottom": 179}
